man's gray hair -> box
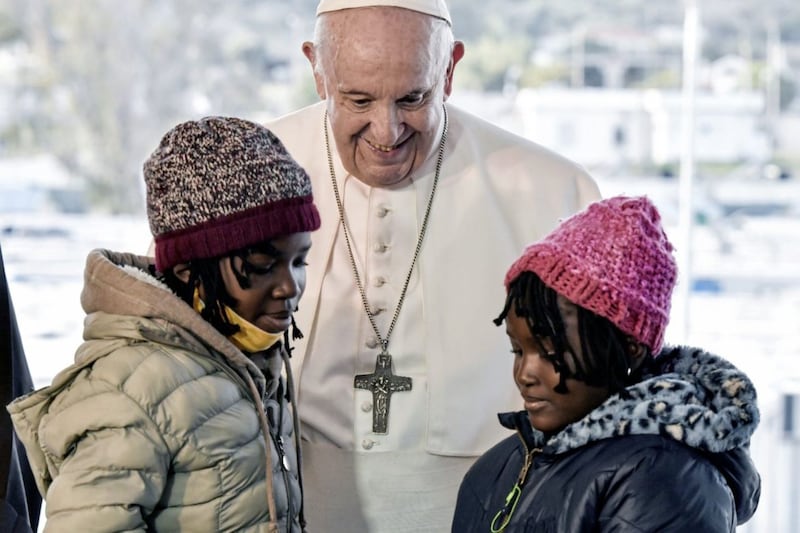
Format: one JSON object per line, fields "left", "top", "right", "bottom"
{"left": 312, "top": 11, "right": 455, "bottom": 78}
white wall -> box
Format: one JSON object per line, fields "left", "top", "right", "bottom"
{"left": 516, "top": 88, "right": 770, "bottom": 168}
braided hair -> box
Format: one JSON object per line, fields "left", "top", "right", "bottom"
{"left": 159, "top": 255, "right": 240, "bottom": 337}
{"left": 494, "top": 271, "right": 641, "bottom": 395}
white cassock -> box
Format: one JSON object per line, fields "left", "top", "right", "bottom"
{"left": 267, "top": 102, "right": 600, "bottom": 532}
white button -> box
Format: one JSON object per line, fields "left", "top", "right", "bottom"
{"left": 362, "top": 439, "right": 375, "bottom": 450}
{"left": 366, "top": 337, "right": 379, "bottom": 349}
{"left": 373, "top": 242, "right": 388, "bottom": 253}
{"left": 377, "top": 206, "right": 390, "bottom": 218}
{"left": 373, "top": 276, "right": 387, "bottom": 287}
{"left": 361, "top": 401, "right": 373, "bottom": 412}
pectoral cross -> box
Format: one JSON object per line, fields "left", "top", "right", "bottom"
{"left": 354, "top": 352, "right": 412, "bottom": 434}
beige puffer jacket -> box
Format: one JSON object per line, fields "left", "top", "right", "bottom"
{"left": 7, "top": 249, "right": 303, "bottom": 532}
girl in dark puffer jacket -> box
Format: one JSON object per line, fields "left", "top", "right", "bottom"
{"left": 452, "top": 196, "right": 760, "bottom": 533}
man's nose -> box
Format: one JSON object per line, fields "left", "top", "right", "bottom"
{"left": 370, "top": 105, "right": 403, "bottom": 146}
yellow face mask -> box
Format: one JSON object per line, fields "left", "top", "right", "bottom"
{"left": 193, "top": 288, "right": 283, "bottom": 353}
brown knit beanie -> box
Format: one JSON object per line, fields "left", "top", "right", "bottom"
{"left": 144, "top": 116, "right": 321, "bottom": 272}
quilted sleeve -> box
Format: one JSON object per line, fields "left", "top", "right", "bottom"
{"left": 598, "top": 443, "right": 736, "bottom": 533}
{"left": 37, "top": 386, "right": 170, "bottom": 533}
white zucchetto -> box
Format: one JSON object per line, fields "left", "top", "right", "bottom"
{"left": 315, "top": 0, "right": 451, "bottom": 25}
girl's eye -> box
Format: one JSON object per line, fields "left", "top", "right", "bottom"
{"left": 249, "top": 265, "right": 273, "bottom": 275}
{"left": 509, "top": 347, "right": 522, "bottom": 357}
{"left": 241, "top": 257, "right": 275, "bottom": 276}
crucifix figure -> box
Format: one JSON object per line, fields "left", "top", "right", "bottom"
{"left": 354, "top": 353, "right": 412, "bottom": 434}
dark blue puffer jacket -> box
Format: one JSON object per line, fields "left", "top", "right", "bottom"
{"left": 452, "top": 346, "right": 761, "bottom": 532}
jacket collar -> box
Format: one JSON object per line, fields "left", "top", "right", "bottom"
{"left": 81, "top": 249, "right": 274, "bottom": 396}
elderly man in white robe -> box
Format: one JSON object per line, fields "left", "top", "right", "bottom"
{"left": 266, "top": 1, "right": 601, "bottom": 531}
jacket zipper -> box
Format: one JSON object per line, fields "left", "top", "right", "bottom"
{"left": 268, "top": 396, "right": 296, "bottom": 533}
{"left": 490, "top": 433, "right": 542, "bottom": 532}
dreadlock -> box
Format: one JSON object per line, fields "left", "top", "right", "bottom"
{"left": 158, "top": 241, "right": 305, "bottom": 345}
{"left": 160, "top": 256, "right": 240, "bottom": 337}
{"left": 494, "top": 271, "right": 634, "bottom": 395}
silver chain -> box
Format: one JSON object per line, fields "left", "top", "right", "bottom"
{"left": 324, "top": 106, "right": 449, "bottom": 355}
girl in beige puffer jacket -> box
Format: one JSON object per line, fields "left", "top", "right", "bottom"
{"left": 8, "top": 117, "right": 321, "bottom": 532}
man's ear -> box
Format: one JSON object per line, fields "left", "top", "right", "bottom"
{"left": 303, "top": 41, "right": 327, "bottom": 99}
{"left": 443, "top": 40, "right": 465, "bottom": 99}
{"left": 171, "top": 263, "right": 192, "bottom": 284}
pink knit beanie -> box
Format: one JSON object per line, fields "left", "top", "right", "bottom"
{"left": 504, "top": 195, "right": 677, "bottom": 354}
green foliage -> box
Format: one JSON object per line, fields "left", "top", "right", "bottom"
{"left": 518, "top": 64, "right": 569, "bottom": 89}
{"left": 458, "top": 35, "right": 531, "bottom": 91}
{"left": 635, "top": 69, "right": 681, "bottom": 90}
{"left": 3, "top": 0, "right": 319, "bottom": 214}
